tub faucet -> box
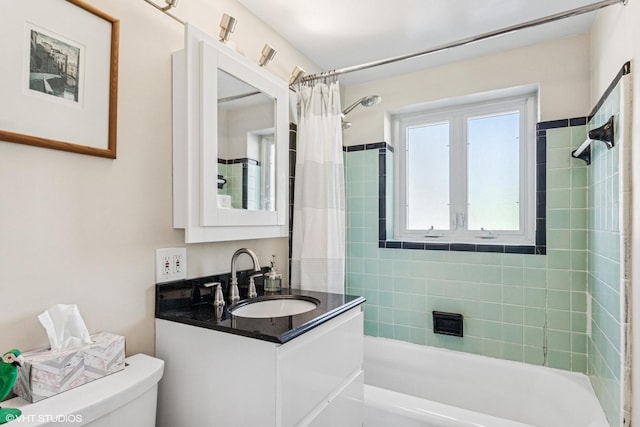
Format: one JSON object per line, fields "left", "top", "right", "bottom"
{"left": 229, "top": 248, "right": 261, "bottom": 303}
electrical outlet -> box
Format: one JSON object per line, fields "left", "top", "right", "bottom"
{"left": 173, "top": 252, "right": 184, "bottom": 274}
{"left": 156, "top": 248, "right": 187, "bottom": 282}
{"left": 163, "top": 255, "right": 171, "bottom": 275}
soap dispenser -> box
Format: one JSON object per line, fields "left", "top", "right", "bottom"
{"left": 264, "top": 255, "right": 282, "bottom": 292}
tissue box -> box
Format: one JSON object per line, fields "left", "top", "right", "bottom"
{"left": 13, "top": 332, "right": 125, "bottom": 403}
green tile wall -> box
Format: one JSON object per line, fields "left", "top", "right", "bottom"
{"left": 218, "top": 162, "right": 262, "bottom": 209}
{"left": 226, "top": 163, "right": 243, "bottom": 208}
{"left": 345, "top": 123, "right": 589, "bottom": 373}
{"left": 218, "top": 163, "right": 229, "bottom": 196}
{"left": 588, "top": 81, "right": 624, "bottom": 427}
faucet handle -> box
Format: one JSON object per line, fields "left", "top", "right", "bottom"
{"left": 204, "top": 282, "right": 225, "bottom": 306}
{"left": 204, "top": 282, "right": 225, "bottom": 321}
{"left": 213, "top": 283, "right": 225, "bottom": 307}
{"left": 247, "top": 272, "right": 262, "bottom": 298}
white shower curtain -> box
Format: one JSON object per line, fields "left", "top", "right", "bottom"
{"left": 291, "top": 80, "right": 345, "bottom": 294}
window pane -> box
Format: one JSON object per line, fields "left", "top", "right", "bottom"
{"left": 406, "top": 122, "right": 449, "bottom": 230}
{"left": 467, "top": 112, "right": 520, "bottom": 231}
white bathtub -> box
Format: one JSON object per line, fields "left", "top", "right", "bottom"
{"left": 363, "top": 337, "right": 610, "bottom": 427}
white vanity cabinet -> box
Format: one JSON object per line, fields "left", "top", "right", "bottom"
{"left": 155, "top": 307, "right": 364, "bottom": 427}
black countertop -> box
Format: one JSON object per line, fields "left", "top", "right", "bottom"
{"left": 155, "top": 274, "right": 365, "bottom": 344}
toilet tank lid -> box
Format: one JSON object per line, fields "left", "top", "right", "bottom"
{"left": 7, "top": 354, "right": 164, "bottom": 426}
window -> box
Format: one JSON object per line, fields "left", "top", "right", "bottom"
{"left": 259, "top": 133, "right": 276, "bottom": 210}
{"left": 394, "top": 94, "right": 536, "bottom": 245}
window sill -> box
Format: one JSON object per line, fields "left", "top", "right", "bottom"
{"left": 379, "top": 239, "right": 545, "bottom": 255}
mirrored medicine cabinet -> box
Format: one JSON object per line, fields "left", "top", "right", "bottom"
{"left": 172, "top": 24, "right": 289, "bottom": 243}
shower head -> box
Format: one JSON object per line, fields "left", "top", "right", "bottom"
{"left": 361, "top": 95, "right": 382, "bottom": 107}
{"left": 342, "top": 95, "right": 382, "bottom": 116}
{"left": 341, "top": 95, "right": 381, "bottom": 130}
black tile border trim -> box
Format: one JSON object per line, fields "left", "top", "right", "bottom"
{"left": 536, "top": 119, "right": 569, "bottom": 131}
{"left": 344, "top": 142, "right": 394, "bottom": 153}
{"left": 288, "top": 124, "right": 297, "bottom": 281}
{"left": 373, "top": 140, "right": 548, "bottom": 254}
{"left": 588, "top": 61, "right": 631, "bottom": 120}
{"left": 218, "top": 157, "right": 260, "bottom": 166}
{"left": 373, "top": 115, "right": 588, "bottom": 255}
{"left": 353, "top": 125, "right": 578, "bottom": 254}
{"left": 241, "top": 164, "right": 248, "bottom": 209}
{"left": 217, "top": 157, "right": 260, "bottom": 209}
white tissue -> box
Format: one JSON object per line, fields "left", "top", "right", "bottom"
{"left": 37, "top": 304, "right": 92, "bottom": 352}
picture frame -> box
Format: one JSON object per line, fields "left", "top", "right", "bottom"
{"left": 0, "top": 0, "right": 119, "bottom": 158}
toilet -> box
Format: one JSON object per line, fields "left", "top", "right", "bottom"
{"left": 4, "top": 354, "right": 164, "bottom": 427}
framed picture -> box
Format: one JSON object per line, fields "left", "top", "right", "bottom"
{"left": 0, "top": 0, "right": 119, "bottom": 158}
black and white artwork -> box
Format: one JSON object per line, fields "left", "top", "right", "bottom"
{"left": 29, "top": 29, "right": 81, "bottom": 102}
{"left": 1, "top": 1, "right": 119, "bottom": 157}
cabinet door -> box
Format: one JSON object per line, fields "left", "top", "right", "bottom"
{"left": 173, "top": 23, "right": 289, "bottom": 243}
{"left": 156, "top": 319, "right": 278, "bottom": 427}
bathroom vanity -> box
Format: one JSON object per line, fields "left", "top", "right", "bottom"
{"left": 155, "top": 280, "right": 365, "bottom": 427}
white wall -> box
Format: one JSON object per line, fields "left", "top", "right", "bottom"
{"left": 0, "top": 0, "right": 318, "bottom": 356}
{"left": 591, "top": 2, "right": 640, "bottom": 425}
{"left": 224, "top": 103, "right": 274, "bottom": 159}
{"left": 342, "top": 34, "right": 591, "bottom": 147}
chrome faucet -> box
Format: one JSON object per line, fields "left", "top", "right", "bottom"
{"left": 229, "top": 248, "right": 261, "bottom": 303}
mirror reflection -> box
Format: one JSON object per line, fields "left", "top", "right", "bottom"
{"left": 217, "top": 69, "right": 276, "bottom": 211}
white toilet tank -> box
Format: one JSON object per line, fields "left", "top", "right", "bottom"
{"left": 5, "top": 354, "right": 164, "bottom": 427}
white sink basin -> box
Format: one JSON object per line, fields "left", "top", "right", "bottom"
{"left": 230, "top": 296, "right": 319, "bottom": 318}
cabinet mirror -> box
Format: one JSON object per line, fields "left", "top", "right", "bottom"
{"left": 216, "top": 70, "right": 276, "bottom": 212}
{"left": 173, "top": 24, "right": 288, "bottom": 243}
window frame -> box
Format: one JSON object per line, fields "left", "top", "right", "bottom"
{"left": 393, "top": 93, "right": 537, "bottom": 245}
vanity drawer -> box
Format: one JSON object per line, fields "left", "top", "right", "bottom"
{"left": 277, "top": 307, "right": 363, "bottom": 426}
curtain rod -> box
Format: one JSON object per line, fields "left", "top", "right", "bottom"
{"left": 301, "top": 0, "right": 627, "bottom": 83}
